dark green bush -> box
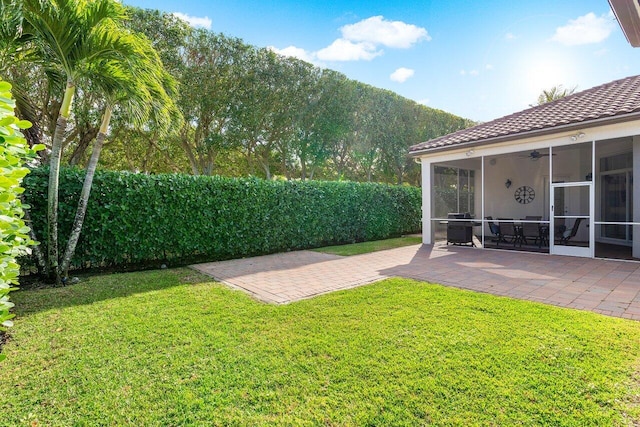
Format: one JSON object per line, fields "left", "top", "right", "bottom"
{"left": 23, "top": 168, "right": 421, "bottom": 272}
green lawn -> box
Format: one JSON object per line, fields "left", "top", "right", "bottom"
{"left": 312, "top": 236, "right": 422, "bottom": 256}
{"left": 1, "top": 268, "right": 639, "bottom": 425}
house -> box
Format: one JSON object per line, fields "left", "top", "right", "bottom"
{"left": 409, "top": 75, "right": 640, "bottom": 260}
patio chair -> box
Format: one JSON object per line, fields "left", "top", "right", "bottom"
{"left": 521, "top": 216, "right": 542, "bottom": 247}
{"left": 486, "top": 216, "right": 505, "bottom": 245}
{"left": 554, "top": 219, "right": 566, "bottom": 240}
{"left": 497, "top": 218, "right": 517, "bottom": 246}
{"left": 559, "top": 217, "right": 585, "bottom": 245}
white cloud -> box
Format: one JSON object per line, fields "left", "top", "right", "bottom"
{"left": 268, "top": 45, "right": 317, "bottom": 64}
{"left": 390, "top": 67, "right": 415, "bottom": 83}
{"left": 485, "top": 64, "right": 494, "bottom": 70}
{"left": 505, "top": 32, "right": 516, "bottom": 40}
{"left": 316, "top": 39, "right": 382, "bottom": 61}
{"left": 459, "top": 69, "right": 467, "bottom": 76}
{"left": 469, "top": 69, "right": 479, "bottom": 76}
{"left": 273, "top": 15, "right": 429, "bottom": 64}
{"left": 172, "top": 12, "right": 212, "bottom": 30}
{"left": 340, "top": 16, "right": 430, "bottom": 48}
{"left": 550, "top": 12, "right": 615, "bottom": 46}
{"left": 418, "top": 99, "right": 430, "bottom": 105}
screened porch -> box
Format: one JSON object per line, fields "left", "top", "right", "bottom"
{"left": 427, "top": 136, "right": 639, "bottom": 261}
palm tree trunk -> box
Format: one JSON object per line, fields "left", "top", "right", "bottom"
{"left": 60, "top": 105, "right": 110, "bottom": 277}
{"left": 47, "top": 80, "right": 75, "bottom": 285}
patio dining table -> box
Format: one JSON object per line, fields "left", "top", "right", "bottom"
{"left": 516, "top": 221, "right": 549, "bottom": 248}
{"left": 498, "top": 219, "right": 549, "bottom": 248}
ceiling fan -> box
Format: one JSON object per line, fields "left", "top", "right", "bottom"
{"left": 519, "top": 150, "right": 555, "bottom": 161}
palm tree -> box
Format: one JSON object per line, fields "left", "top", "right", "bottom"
{"left": 12, "top": 0, "right": 177, "bottom": 283}
{"left": 60, "top": 40, "right": 180, "bottom": 277}
{"left": 13, "top": 0, "right": 127, "bottom": 283}
{"left": 535, "top": 85, "right": 577, "bottom": 105}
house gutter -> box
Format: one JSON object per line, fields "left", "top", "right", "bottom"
{"left": 409, "top": 110, "right": 640, "bottom": 157}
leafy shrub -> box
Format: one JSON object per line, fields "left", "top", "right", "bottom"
{"left": 23, "top": 169, "right": 421, "bottom": 272}
{"left": 0, "top": 80, "right": 42, "bottom": 361}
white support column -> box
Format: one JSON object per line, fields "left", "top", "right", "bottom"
{"left": 421, "top": 158, "right": 433, "bottom": 244}
{"left": 633, "top": 137, "right": 640, "bottom": 258}
{"left": 481, "top": 156, "right": 485, "bottom": 247}
{"left": 590, "top": 140, "right": 595, "bottom": 258}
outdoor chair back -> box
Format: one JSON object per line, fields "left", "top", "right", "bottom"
{"left": 521, "top": 221, "right": 540, "bottom": 246}
{"left": 497, "top": 218, "right": 516, "bottom": 244}
{"left": 560, "top": 217, "right": 584, "bottom": 244}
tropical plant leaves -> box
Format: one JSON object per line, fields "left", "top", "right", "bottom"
{"left": 0, "top": 79, "right": 41, "bottom": 356}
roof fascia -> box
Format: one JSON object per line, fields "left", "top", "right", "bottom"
{"left": 609, "top": 0, "right": 640, "bottom": 47}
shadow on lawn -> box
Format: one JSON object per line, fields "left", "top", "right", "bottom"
{"left": 13, "top": 268, "right": 212, "bottom": 316}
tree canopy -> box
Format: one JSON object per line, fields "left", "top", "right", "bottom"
{"left": 3, "top": 4, "right": 473, "bottom": 186}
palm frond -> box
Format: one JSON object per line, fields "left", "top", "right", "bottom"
{"left": 19, "top": 0, "right": 125, "bottom": 81}
{"left": 10, "top": 0, "right": 180, "bottom": 137}
{"left": 82, "top": 20, "right": 180, "bottom": 133}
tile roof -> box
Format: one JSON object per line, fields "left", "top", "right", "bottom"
{"left": 409, "top": 74, "right": 640, "bottom": 154}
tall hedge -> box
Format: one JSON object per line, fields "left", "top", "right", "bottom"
{"left": 23, "top": 168, "right": 421, "bottom": 271}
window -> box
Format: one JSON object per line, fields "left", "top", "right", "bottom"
{"left": 433, "top": 166, "right": 475, "bottom": 217}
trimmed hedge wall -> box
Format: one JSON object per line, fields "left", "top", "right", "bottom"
{"left": 23, "top": 168, "right": 421, "bottom": 271}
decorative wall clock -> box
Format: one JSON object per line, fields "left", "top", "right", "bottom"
{"left": 514, "top": 186, "right": 535, "bottom": 204}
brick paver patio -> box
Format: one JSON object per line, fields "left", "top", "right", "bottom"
{"left": 192, "top": 244, "right": 640, "bottom": 320}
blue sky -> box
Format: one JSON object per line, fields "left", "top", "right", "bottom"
{"left": 123, "top": 0, "right": 637, "bottom": 122}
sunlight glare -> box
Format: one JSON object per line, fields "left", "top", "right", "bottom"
{"left": 531, "top": 54, "right": 577, "bottom": 101}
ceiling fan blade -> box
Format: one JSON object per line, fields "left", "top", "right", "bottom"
{"left": 516, "top": 151, "right": 557, "bottom": 159}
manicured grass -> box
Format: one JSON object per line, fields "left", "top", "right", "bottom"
{"left": 1, "top": 269, "right": 639, "bottom": 425}
{"left": 313, "top": 236, "right": 422, "bottom": 256}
